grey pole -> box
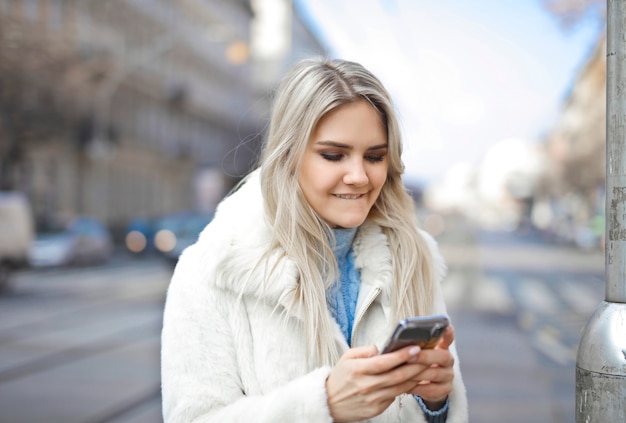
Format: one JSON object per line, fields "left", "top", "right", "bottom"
{"left": 575, "top": 1, "right": 626, "bottom": 421}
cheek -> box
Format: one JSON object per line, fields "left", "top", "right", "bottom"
{"left": 371, "top": 166, "right": 389, "bottom": 190}
{"left": 310, "top": 175, "right": 336, "bottom": 196}
{"left": 298, "top": 158, "right": 314, "bottom": 189}
{"left": 299, "top": 161, "right": 329, "bottom": 198}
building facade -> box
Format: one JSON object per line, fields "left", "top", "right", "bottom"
{"left": 538, "top": 33, "right": 606, "bottom": 246}
{"left": 0, "top": 0, "right": 326, "bottom": 237}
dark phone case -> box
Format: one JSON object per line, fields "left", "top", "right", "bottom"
{"left": 381, "top": 315, "right": 449, "bottom": 354}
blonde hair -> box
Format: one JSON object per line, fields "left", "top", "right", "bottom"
{"left": 258, "top": 58, "right": 435, "bottom": 366}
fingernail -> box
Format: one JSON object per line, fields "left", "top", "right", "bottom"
{"left": 409, "top": 346, "right": 421, "bottom": 356}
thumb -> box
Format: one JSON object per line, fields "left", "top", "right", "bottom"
{"left": 341, "top": 344, "right": 379, "bottom": 360}
{"left": 436, "top": 325, "right": 455, "bottom": 350}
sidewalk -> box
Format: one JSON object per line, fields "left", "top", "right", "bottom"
{"left": 438, "top": 221, "right": 604, "bottom": 423}
{"left": 452, "top": 311, "right": 562, "bottom": 423}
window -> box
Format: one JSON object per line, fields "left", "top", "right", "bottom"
{"left": 23, "top": 0, "right": 39, "bottom": 21}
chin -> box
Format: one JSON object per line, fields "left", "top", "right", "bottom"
{"left": 331, "top": 217, "right": 367, "bottom": 229}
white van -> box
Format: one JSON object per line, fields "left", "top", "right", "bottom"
{"left": 0, "top": 192, "right": 34, "bottom": 291}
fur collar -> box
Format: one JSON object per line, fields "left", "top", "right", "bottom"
{"left": 191, "top": 170, "right": 394, "bottom": 319}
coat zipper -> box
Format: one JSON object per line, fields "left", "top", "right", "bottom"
{"left": 351, "top": 287, "right": 381, "bottom": 346}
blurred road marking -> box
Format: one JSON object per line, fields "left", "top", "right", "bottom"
{"left": 517, "top": 310, "right": 536, "bottom": 332}
{"left": 441, "top": 273, "right": 467, "bottom": 310}
{"left": 517, "top": 278, "right": 561, "bottom": 314}
{"left": 13, "top": 265, "right": 171, "bottom": 300}
{"left": 443, "top": 272, "right": 514, "bottom": 313}
{"left": 559, "top": 282, "right": 602, "bottom": 314}
{"left": 471, "top": 276, "right": 514, "bottom": 313}
{"left": 532, "top": 326, "right": 577, "bottom": 366}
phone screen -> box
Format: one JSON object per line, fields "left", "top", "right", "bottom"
{"left": 381, "top": 315, "right": 449, "bottom": 354}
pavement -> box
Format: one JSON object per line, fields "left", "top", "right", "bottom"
{"left": 0, "top": 259, "right": 169, "bottom": 423}
{"left": 437, "top": 219, "right": 605, "bottom": 423}
{"left": 453, "top": 311, "right": 565, "bottom": 422}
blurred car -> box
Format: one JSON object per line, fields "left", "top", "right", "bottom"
{"left": 152, "top": 212, "right": 214, "bottom": 264}
{"left": 28, "top": 217, "right": 114, "bottom": 268}
{"left": 0, "top": 192, "right": 34, "bottom": 290}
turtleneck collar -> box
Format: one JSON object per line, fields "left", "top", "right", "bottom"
{"left": 331, "top": 227, "right": 358, "bottom": 260}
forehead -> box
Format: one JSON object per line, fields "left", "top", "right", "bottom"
{"left": 311, "top": 100, "right": 386, "bottom": 143}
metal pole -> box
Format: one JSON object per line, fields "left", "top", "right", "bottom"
{"left": 575, "top": 1, "right": 626, "bottom": 421}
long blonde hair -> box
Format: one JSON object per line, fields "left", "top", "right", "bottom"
{"left": 258, "top": 58, "right": 435, "bottom": 366}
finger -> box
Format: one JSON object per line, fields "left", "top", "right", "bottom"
{"left": 371, "top": 374, "right": 426, "bottom": 400}
{"left": 408, "top": 348, "right": 455, "bottom": 368}
{"left": 369, "top": 345, "right": 422, "bottom": 374}
{"left": 333, "top": 361, "right": 427, "bottom": 400}
{"left": 410, "top": 380, "right": 453, "bottom": 403}
{"left": 410, "top": 365, "right": 455, "bottom": 385}
{"left": 366, "top": 361, "right": 430, "bottom": 392}
{"left": 436, "top": 325, "right": 455, "bottom": 350}
{"left": 341, "top": 345, "right": 380, "bottom": 360}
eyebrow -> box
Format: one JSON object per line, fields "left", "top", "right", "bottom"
{"left": 315, "top": 141, "right": 388, "bottom": 150}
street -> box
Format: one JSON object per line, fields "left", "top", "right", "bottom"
{"left": 0, "top": 256, "right": 170, "bottom": 423}
{"left": 0, "top": 217, "right": 605, "bottom": 423}
{"left": 439, "top": 217, "right": 604, "bottom": 423}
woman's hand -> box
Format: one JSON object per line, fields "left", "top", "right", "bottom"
{"left": 325, "top": 344, "right": 426, "bottom": 422}
{"left": 407, "top": 325, "right": 456, "bottom": 410}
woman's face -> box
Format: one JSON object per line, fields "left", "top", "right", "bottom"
{"left": 299, "top": 100, "right": 388, "bottom": 228}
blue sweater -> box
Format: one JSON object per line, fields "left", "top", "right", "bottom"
{"left": 327, "top": 228, "right": 448, "bottom": 423}
{"left": 327, "top": 227, "right": 360, "bottom": 345}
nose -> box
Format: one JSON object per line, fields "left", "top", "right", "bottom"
{"left": 343, "top": 159, "right": 369, "bottom": 186}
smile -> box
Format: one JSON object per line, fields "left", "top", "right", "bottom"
{"left": 334, "top": 194, "right": 364, "bottom": 199}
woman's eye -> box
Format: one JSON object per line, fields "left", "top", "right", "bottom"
{"left": 366, "top": 154, "right": 385, "bottom": 163}
{"left": 321, "top": 153, "right": 342, "bottom": 162}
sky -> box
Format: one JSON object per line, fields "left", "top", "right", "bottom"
{"left": 294, "top": 0, "right": 604, "bottom": 185}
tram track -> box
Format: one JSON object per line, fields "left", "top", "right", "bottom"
{"left": 0, "top": 257, "right": 170, "bottom": 413}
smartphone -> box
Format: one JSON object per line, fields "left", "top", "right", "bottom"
{"left": 381, "top": 314, "right": 449, "bottom": 354}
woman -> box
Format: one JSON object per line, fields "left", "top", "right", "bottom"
{"left": 161, "top": 58, "right": 468, "bottom": 422}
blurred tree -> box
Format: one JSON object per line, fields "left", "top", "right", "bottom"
{"left": 0, "top": 15, "right": 76, "bottom": 190}
{"left": 541, "top": 0, "right": 606, "bottom": 28}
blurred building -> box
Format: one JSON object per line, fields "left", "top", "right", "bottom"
{"left": 0, "top": 0, "right": 326, "bottom": 237}
{"left": 425, "top": 30, "right": 607, "bottom": 244}
{"left": 424, "top": 139, "right": 545, "bottom": 231}
{"left": 536, "top": 33, "right": 606, "bottom": 247}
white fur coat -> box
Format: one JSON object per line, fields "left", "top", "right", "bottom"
{"left": 161, "top": 171, "right": 468, "bottom": 422}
